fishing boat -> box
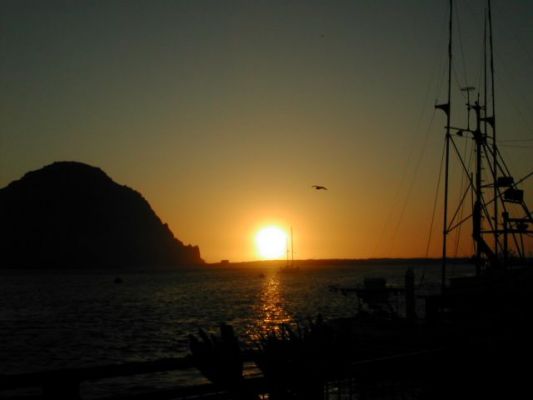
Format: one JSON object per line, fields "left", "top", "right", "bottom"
{"left": 426, "top": 0, "right": 533, "bottom": 325}
{"left": 403, "top": 2, "right": 533, "bottom": 396}
{"left": 322, "top": 1, "right": 533, "bottom": 396}
{"left": 348, "top": 0, "right": 533, "bottom": 322}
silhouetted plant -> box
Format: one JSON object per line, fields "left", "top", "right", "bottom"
{"left": 253, "top": 315, "right": 350, "bottom": 399}
{"left": 189, "top": 323, "right": 258, "bottom": 399}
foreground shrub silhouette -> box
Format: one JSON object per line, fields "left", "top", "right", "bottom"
{"left": 253, "top": 315, "right": 349, "bottom": 400}
{"left": 188, "top": 323, "right": 258, "bottom": 400}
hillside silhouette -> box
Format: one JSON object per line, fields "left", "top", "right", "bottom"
{"left": 0, "top": 161, "right": 203, "bottom": 268}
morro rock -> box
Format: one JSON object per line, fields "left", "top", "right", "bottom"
{"left": 0, "top": 161, "right": 203, "bottom": 268}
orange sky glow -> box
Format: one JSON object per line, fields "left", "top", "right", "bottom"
{"left": 1, "top": 1, "right": 532, "bottom": 263}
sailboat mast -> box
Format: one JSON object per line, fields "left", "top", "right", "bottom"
{"left": 286, "top": 232, "right": 290, "bottom": 267}
{"left": 441, "top": 0, "right": 453, "bottom": 292}
{"left": 291, "top": 226, "right": 294, "bottom": 267}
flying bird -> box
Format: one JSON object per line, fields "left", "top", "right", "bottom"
{"left": 312, "top": 185, "right": 328, "bottom": 190}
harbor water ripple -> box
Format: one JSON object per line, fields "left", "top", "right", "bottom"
{"left": 0, "top": 262, "right": 469, "bottom": 397}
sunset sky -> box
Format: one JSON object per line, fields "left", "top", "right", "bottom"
{"left": 1, "top": 1, "right": 532, "bottom": 263}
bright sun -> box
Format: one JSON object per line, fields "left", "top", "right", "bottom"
{"left": 255, "top": 226, "right": 288, "bottom": 259}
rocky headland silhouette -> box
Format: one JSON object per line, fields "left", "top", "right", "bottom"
{"left": 0, "top": 161, "right": 203, "bottom": 268}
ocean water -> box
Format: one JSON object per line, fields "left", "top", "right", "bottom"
{"left": 0, "top": 261, "right": 470, "bottom": 397}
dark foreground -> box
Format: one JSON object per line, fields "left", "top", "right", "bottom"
{"left": 3, "top": 264, "right": 533, "bottom": 399}
{"left": 2, "top": 312, "right": 532, "bottom": 400}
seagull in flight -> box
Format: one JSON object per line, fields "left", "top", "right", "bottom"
{"left": 312, "top": 185, "right": 328, "bottom": 190}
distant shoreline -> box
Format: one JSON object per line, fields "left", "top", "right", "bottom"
{"left": 0, "top": 258, "right": 470, "bottom": 271}
{"left": 207, "top": 257, "right": 474, "bottom": 268}
{"left": 5, "top": 257, "right": 530, "bottom": 271}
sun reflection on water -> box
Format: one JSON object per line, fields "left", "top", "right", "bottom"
{"left": 247, "top": 272, "right": 292, "bottom": 341}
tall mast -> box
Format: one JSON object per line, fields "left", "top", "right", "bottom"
{"left": 488, "top": 0, "right": 498, "bottom": 262}
{"left": 441, "top": 0, "right": 453, "bottom": 292}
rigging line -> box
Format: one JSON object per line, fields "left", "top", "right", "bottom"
{"left": 446, "top": 153, "right": 498, "bottom": 235}
{"left": 458, "top": 133, "right": 475, "bottom": 256}
{"left": 447, "top": 166, "right": 532, "bottom": 234}
{"left": 454, "top": 0, "right": 469, "bottom": 86}
{"left": 522, "top": 203, "right": 533, "bottom": 224}
{"left": 425, "top": 140, "right": 446, "bottom": 258}
{"left": 515, "top": 170, "right": 533, "bottom": 186}
{"left": 371, "top": 165, "right": 413, "bottom": 257}
{"left": 499, "top": 144, "right": 533, "bottom": 149}
{"left": 370, "top": 104, "right": 437, "bottom": 257}
{"left": 447, "top": 182, "right": 472, "bottom": 233}
{"left": 510, "top": 224, "right": 524, "bottom": 259}
{"left": 480, "top": 195, "right": 496, "bottom": 237}
{"left": 495, "top": 85, "right": 533, "bottom": 140}
{"left": 494, "top": 53, "right": 533, "bottom": 137}
{"left": 475, "top": 6, "right": 487, "bottom": 101}
{"left": 470, "top": 171, "right": 475, "bottom": 256}
{"left": 453, "top": 134, "right": 473, "bottom": 256}
{"left": 433, "top": 33, "right": 451, "bottom": 104}
{"left": 473, "top": 145, "right": 498, "bottom": 236}
{"left": 494, "top": 146, "right": 513, "bottom": 178}
{"left": 481, "top": 141, "right": 506, "bottom": 251}
{"left": 371, "top": 57, "right": 443, "bottom": 257}
{"left": 499, "top": 138, "right": 533, "bottom": 143}
{"left": 508, "top": 21, "right": 533, "bottom": 67}
{"left": 420, "top": 139, "right": 446, "bottom": 288}
{"left": 473, "top": 6, "right": 486, "bottom": 101}
{"left": 440, "top": 0, "right": 453, "bottom": 292}
{"left": 449, "top": 135, "right": 473, "bottom": 233}
{"left": 492, "top": 0, "right": 533, "bottom": 72}
{"left": 432, "top": 3, "right": 453, "bottom": 103}
{"left": 462, "top": 0, "right": 477, "bottom": 15}
{"left": 448, "top": 211, "right": 472, "bottom": 233}
{"left": 450, "top": 198, "right": 500, "bottom": 258}
{"left": 387, "top": 110, "right": 437, "bottom": 257}
{"left": 446, "top": 133, "right": 486, "bottom": 244}
{"left": 452, "top": 65, "right": 467, "bottom": 100}
{"left": 475, "top": 44, "right": 484, "bottom": 97}
{"left": 449, "top": 136, "right": 475, "bottom": 189}
{"left": 485, "top": 144, "right": 511, "bottom": 183}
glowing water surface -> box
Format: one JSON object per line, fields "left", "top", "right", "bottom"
{"left": 0, "top": 262, "right": 470, "bottom": 397}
